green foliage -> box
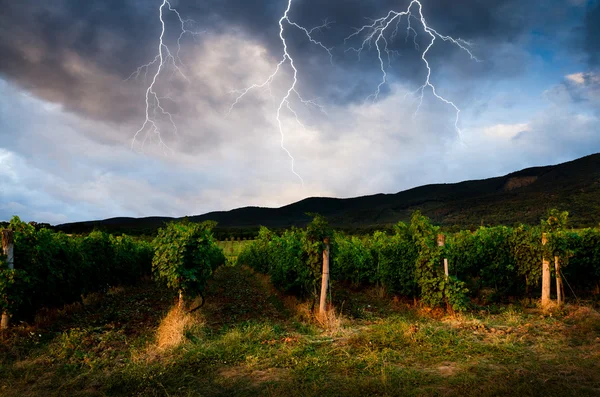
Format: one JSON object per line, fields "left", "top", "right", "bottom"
{"left": 268, "top": 228, "right": 311, "bottom": 296}
{"left": 447, "top": 226, "right": 517, "bottom": 299}
{"left": 265, "top": 215, "right": 335, "bottom": 299}
{"left": 0, "top": 255, "right": 28, "bottom": 314}
{"left": 111, "top": 235, "right": 154, "bottom": 284}
{"left": 405, "top": 212, "right": 470, "bottom": 311}
{"left": 370, "top": 224, "right": 418, "bottom": 296}
{"left": 152, "top": 221, "right": 225, "bottom": 298}
{"left": 237, "top": 226, "right": 273, "bottom": 274}
{"left": 303, "top": 214, "right": 335, "bottom": 287}
{"left": 333, "top": 232, "right": 375, "bottom": 285}
{"left": 410, "top": 212, "right": 441, "bottom": 305}
{"left": 236, "top": 209, "right": 600, "bottom": 308}
{"left": 542, "top": 209, "right": 569, "bottom": 233}
{"left": 542, "top": 209, "right": 570, "bottom": 260}
{"left": 444, "top": 276, "right": 470, "bottom": 311}
{"left": 508, "top": 225, "right": 542, "bottom": 291}
{"left": 1, "top": 216, "right": 153, "bottom": 320}
{"left": 237, "top": 215, "right": 334, "bottom": 299}
{"left": 563, "top": 228, "right": 600, "bottom": 291}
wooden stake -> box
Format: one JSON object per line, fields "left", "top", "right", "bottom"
{"left": 1, "top": 229, "right": 14, "bottom": 330}
{"left": 437, "top": 234, "right": 449, "bottom": 278}
{"left": 555, "top": 256, "right": 562, "bottom": 306}
{"left": 437, "top": 234, "right": 446, "bottom": 247}
{"left": 541, "top": 233, "right": 551, "bottom": 309}
{"left": 2, "top": 230, "right": 14, "bottom": 270}
{"left": 319, "top": 237, "right": 330, "bottom": 319}
{"left": 0, "top": 313, "right": 8, "bottom": 330}
{"left": 178, "top": 290, "right": 184, "bottom": 310}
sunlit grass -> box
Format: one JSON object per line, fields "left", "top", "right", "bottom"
{"left": 217, "top": 239, "right": 255, "bottom": 263}
{"left": 1, "top": 265, "right": 599, "bottom": 396}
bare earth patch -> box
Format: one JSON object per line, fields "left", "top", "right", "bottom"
{"left": 219, "top": 365, "right": 290, "bottom": 386}
{"left": 437, "top": 362, "right": 459, "bottom": 377}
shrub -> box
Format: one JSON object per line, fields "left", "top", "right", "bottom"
{"left": 411, "top": 211, "right": 469, "bottom": 311}
{"left": 371, "top": 224, "right": 418, "bottom": 296}
{"left": 152, "top": 221, "right": 225, "bottom": 302}
{"left": 2, "top": 216, "right": 152, "bottom": 321}
{"left": 333, "top": 232, "right": 375, "bottom": 286}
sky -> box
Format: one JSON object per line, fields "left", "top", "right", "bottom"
{"left": 0, "top": 0, "right": 599, "bottom": 224}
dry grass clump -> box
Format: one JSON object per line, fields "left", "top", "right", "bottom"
{"left": 106, "top": 286, "right": 125, "bottom": 296}
{"left": 132, "top": 305, "right": 200, "bottom": 363}
{"left": 564, "top": 305, "right": 600, "bottom": 322}
{"left": 282, "top": 297, "right": 310, "bottom": 321}
{"left": 155, "top": 305, "right": 195, "bottom": 351}
{"left": 33, "top": 301, "right": 84, "bottom": 327}
{"left": 280, "top": 296, "right": 346, "bottom": 332}
{"left": 81, "top": 291, "right": 104, "bottom": 306}
{"left": 315, "top": 305, "right": 346, "bottom": 333}
{"left": 563, "top": 305, "right": 600, "bottom": 341}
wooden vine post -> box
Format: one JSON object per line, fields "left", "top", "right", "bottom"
{"left": 437, "top": 234, "right": 449, "bottom": 278}
{"left": 555, "top": 256, "right": 563, "bottom": 306}
{"left": 319, "top": 237, "right": 330, "bottom": 320}
{"left": 178, "top": 290, "right": 184, "bottom": 310}
{"left": 1, "top": 229, "right": 15, "bottom": 330}
{"left": 541, "top": 233, "right": 552, "bottom": 309}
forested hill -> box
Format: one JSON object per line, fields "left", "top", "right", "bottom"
{"left": 55, "top": 153, "right": 600, "bottom": 235}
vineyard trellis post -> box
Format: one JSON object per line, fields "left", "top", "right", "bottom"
{"left": 319, "top": 237, "right": 330, "bottom": 319}
{"left": 555, "top": 256, "right": 563, "bottom": 306}
{"left": 541, "top": 233, "right": 552, "bottom": 309}
{"left": 437, "top": 234, "right": 449, "bottom": 278}
{"left": 1, "top": 229, "right": 15, "bottom": 330}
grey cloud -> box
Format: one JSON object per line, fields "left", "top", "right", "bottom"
{"left": 544, "top": 71, "right": 600, "bottom": 107}
{"left": 0, "top": 0, "right": 579, "bottom": 125}
{"left": 2, "top": 0, "right": 599, "bottom": 226}
{"left": 0, "top": 0, "right": 162, "bottom": 123}
{"left": 583, "top": 1, "right": 600, "bottom": 66}
{"left": 2, "top": 68, "right": 600, "bottom": 224}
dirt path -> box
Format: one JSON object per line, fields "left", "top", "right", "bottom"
{"left": 201, "top": 265, "right": 291, "bottom": 329}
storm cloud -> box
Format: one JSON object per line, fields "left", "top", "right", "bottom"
{"left": 0, "top": 0, "right": 599, "bottom": 223}
{"left": 0, "top": 0, "right": 567, "bottom": 123}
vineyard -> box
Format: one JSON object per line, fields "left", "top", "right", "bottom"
{"left": 1, "top": 212, "right": 600, "bottom": 396}
{"left": 237, "top": 211, "right": 600, "bottom": 310}
{"left": 0, "top": 217, "right": 225, "bottom": 327}
{"left": 1, "top": 211, "right": 600, "bottom": 326}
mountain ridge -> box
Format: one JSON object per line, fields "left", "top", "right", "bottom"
{"left": 55, "top": 153, "right": 600, "bottom": 235}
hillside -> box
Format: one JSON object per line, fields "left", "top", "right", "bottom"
{"left": 56, "top": 153, "right": 600, "bottom": 234}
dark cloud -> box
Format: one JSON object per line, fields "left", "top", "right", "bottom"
{"left": 0, "top": 0, "right": 577, "bottom": 124}
{"left": 188, "top": 0, "right": 537, "bottom": 104}
{"left": 0, "top": 0, "right": 160, "bottom": 123}
{"left": 583, "top": 0, "right": 600, "bottom": 66}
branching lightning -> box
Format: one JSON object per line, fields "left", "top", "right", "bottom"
{"left": 128, "top": 0, "right": 204, "bottom": 153}
{"left": 227, "top": 0, "right": 334, "bottom": 186}
{"left": 344, "top": 0, "right": 481, "bottom": 141}
{"left": 130, "top": 0, "right": 478, "bottom": 181}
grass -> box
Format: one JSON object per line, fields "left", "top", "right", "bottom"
{"left": 216, "top": 240, "right": 254, "bottom": 263}
{"left": 1, "top": 265, "right": 599, "bottom": 396}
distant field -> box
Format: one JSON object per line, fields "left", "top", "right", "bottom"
{"left": 217, "top": 239, "right": 254, "bottom": 261}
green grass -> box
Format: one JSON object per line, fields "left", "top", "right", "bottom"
{"left": 217, "top": 240, "right": 254, "bottom": 263}
{"left": 1, "top": 265, "right": 599, "bottom": 396}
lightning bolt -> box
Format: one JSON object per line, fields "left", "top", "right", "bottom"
{"left": 228, "top": 0, "right": 334, "bottom": 186}
{"left": 128, "top": 0, "right": 204, "bottom": 153}
{"left": 344, "top": 0, "right": 481, "bottom": 141}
